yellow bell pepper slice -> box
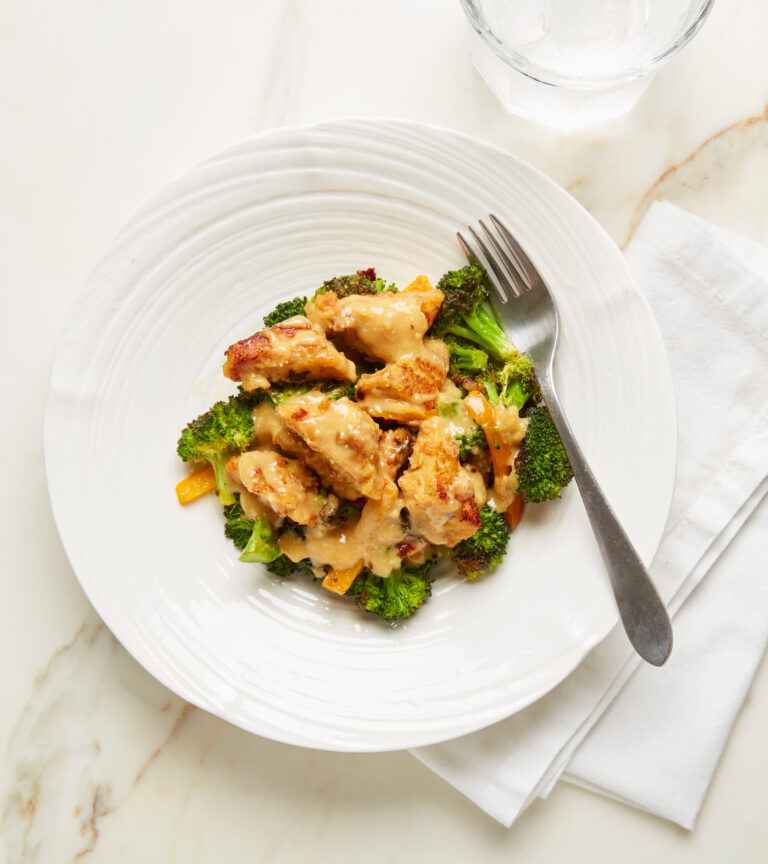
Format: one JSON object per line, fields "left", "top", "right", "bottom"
{"left": 175, "top": 464, "right": 217, "bottom": 504}
{"left": 322, "top": 560, "right": 364, "bottom": 595}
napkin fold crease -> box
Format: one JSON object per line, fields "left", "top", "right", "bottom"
{"left": 411, "top": 202, "right": 768, "bottom": 829}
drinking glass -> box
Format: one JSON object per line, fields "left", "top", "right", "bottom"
{"left": 460, "top": 0, "right": 715, "bottom": 129}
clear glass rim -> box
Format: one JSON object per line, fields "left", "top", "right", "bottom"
{"left": 460, "top": 0, "right": 716, "bottom": 89}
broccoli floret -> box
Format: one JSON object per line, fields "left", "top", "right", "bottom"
{"left": 444, "top": 336, "right": 489, "bottom": 377}
{"left": 480, "top": 355, "right": 541, "bottom": 412}
{"left": 222, "top": 497, "right": 281, "bottom": 563}
{"left": 262, "top": 270, "right": 394, "bottom": 327}
{"left": 346, "top": 572, "right": 365, "bottom": 596}
{"left": 268, "top": 379, "right": 357, "bottom": 405}
{"left": 263, "top": 297, "right": 308, "bottom": 327}
{"left": 267, "top": 382, "right": 312, "bottom": 404}
{"left": 177, "top": 391, "right": 262, "bottom": 505}
{"left": 454, "top": 424, "right": 488, "bottom": 461}
{"left": 266, "top": 554, "right": 314, "bottom": 578}
{"left": 498, "top": 354, "right": 540, "bottom": 411}
{"left": 476, "top": 368, "right": 501, "bottom": 404}
{"left": 515, "top": 405, "right": 573, "bottom": 502}
{"left": 314, "top": 268, "right": 396, "bottom": 300}
{"left": 430, "top": 262, "right": 515, "bottom": 362}
{"left": 222, "top": 498, "right": 255, "bottom": 549}
{"left": 450, "top": 504, "right": 510, "bottom": 580}
{"left": 437, "top": 371, "right": 488, "bottom": 460}
{"left": 317, "top": 380, "right": 357, "bottom": 400}
{"left": 353, "top": 560, "right": 435, "bottom": 620}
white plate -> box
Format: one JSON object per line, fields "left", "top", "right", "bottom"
{"left": 44, "top": 119, "right": 676, "bottom": 752}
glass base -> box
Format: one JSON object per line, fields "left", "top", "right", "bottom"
{"left": 469, "top": 30, "right": 652, "bottom": 130}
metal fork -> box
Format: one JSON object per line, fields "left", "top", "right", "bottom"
{"left": 460, "top": 214, "right": 673, "bottom": 666}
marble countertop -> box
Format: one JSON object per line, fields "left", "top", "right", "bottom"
{"left": 2, "top": 0, "right": 767, "bottom": 860}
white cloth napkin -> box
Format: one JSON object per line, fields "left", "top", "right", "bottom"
{"left": 412, "top": 201, "right": 768, "bottom": 829}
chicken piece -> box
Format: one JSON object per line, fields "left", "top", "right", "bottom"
{"left": 247, "top": 397, "right": 364, "bottom": 500}
{"left": 355, "top": 340, "right": 449, "bottom": 424}
{"left": 275, "top": 395, "right": 384, "bottom": 500}
{"left": 398, "top": 416, "right": 481, "bottom": 547}
{"left": 304, "top": 277, "right": 444, "bottom": 363}
{"left": 274, "top": 424, "right": 426, "bottom": 577}
{"left": 222, "top": 316, "right": 356, "bottom": 391}
{"left": 229, "top": 450, "right": 324, "bottom": 526}
{"left": 273, "top": 425, "right": 362, "bottom": 501}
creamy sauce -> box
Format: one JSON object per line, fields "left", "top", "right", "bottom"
{"left": 239, "top": 488, "right": 278, "bottom": 525}
{"left": 278, "top": 480, "right": 415, "bottom": 577}
{"left": 251, "top": 400, "right": 284, "bottom": 447}
{"left": 279, "top": 522, "right": 364, "bottom": 571}
{"left": 491, "top": 404, "right": 529, "bottom": 510}
{"left": 352, "top": 482, "right": 410, "bottom": 576}
{"left": 463, "top": 463, "right": 488, "bottom": 507}
{"left": 241, "top": 370, "right": 271, "bottom": 391}
{"left": 328, "top": 293, "right": 427, "bottom": 361}
{"left": 437, "top": 380, "right": 478, "bottom": 439}
{"left": 306, "top": 282, "right": 443, "bottom": 364}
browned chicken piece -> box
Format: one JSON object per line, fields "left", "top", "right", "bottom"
{"left": 276, "top": 395, "right": 384, "bottom": 500}
{"left": 222, "top": 316, "right": 356, "bottom": 391}
{"left": 280, "top": 428, "right": 415, "bottom": 573}
{"left": 304, "top": 277, "right": 444, "bottom": 363}
{"left": 398, "top": 416, "right": 481, "bottom": 547}
{"left": 273, "top": 425, "right": 362, "bottom": 501}
{"left": 229, "top": 450, "right": 324, "bottom": 526}
{"left": 246, "top": 399, "right": 361, "bottom": 499}
{"left": 266, "top": 423, "right": 424, "bottom": 577}
{"left": 355, "top": 340, "right": 449, "bottom": 425}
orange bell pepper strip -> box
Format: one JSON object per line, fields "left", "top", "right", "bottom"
{"left": 175, "top": 464, "right": 217, "bottom": 504}
{"left": 463, "top": 392, "right": 512, "bottom": 480}
{"left": 322, "top": 560, "right": 364, "bottom": 595}
{"left": 464, "top": 392, "right": 526, "bottom": 531}
{"left": 504, "top": 494, "right": 525, "bottom": 531}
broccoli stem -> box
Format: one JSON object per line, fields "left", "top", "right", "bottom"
{"left": 503, "top": 380, "right": 532, "bottom": 411}
{"left": 239, "top": 516, "right": 282, "bottom": 563}
{"left": 455, "top": 301, "right": 516, "bottom": 361}
{"left": 483, "top": 378, "right": 500, "bottom": 404}
{"left": 447, "top": 323, "right": 486, "bottom": 344}
{"left": 211, "top": 456, "right": 237, "bottom": 506}
{"left": 451, "top": 343, "right": 489, "bottom": 372}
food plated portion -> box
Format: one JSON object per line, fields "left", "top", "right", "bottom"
{"left": 176, "top": 265, "right": 573, "bottom": 621}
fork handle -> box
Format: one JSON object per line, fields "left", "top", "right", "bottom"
{"left": 537, "top": 374, "right": 673, "bottom": 666}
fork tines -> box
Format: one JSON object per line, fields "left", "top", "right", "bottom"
{"left": 457, "top": 214, "right": 536, "bottom": 301}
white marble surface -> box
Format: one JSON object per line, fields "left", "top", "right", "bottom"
{"left": 2, "top": 0, "right": 768, "bottom": 860}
